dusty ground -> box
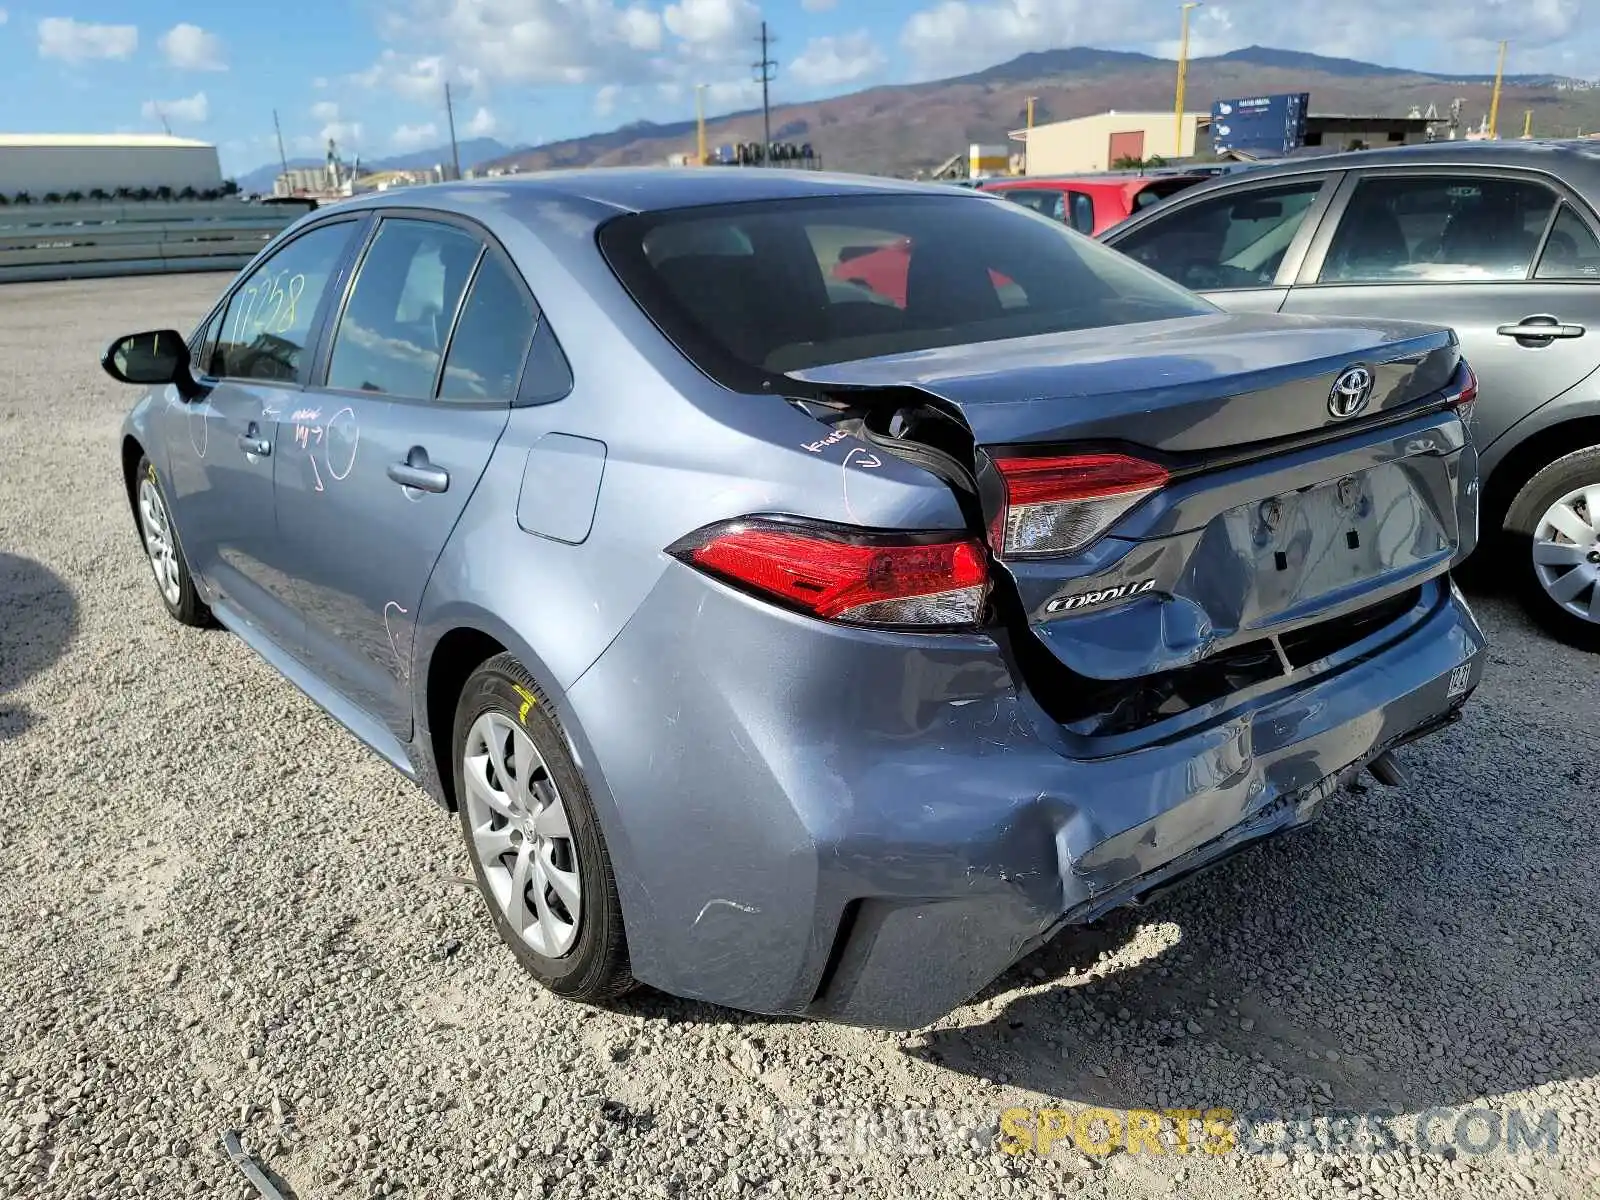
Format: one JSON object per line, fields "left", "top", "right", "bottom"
{"left": 1, "top": 273, "right": 1596, "bottom": 1200}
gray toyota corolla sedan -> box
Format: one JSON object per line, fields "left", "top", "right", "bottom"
{"left": 102, "top": 169, "right": 1486, "bottom": 1029}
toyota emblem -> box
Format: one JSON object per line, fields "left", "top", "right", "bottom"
{"left": 1328, "top": 365, "right": 1375, "bottom": 419}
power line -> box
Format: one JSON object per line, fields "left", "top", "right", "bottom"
{"left": 752, "top": 20, "right": 777, "bottom": 163}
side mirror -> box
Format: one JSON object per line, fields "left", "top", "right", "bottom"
{"left": 101, "top": 329, "right": 204, "bottom": 397}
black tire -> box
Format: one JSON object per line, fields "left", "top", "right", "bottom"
{"left": 1502, "top": 445, "right": 1600, "bottom": 652}
{"left": 451, "top": 652, "right": 634, "bottom": 1002}
{"left": 134, "top": 454, "right": 212, "bottom": 628}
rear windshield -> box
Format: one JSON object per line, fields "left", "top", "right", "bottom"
{"left": 596, "top": 193, "right": 1213, "bottom": 392}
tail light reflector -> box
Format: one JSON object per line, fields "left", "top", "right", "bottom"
{"left": 1444, "top": 359, "right": 1478, "bottom": 422}
{"left": 990, "top": 453, "right": 1170, "bottom": 558}
{"left": 667, "top": 518, "right": 989, "bottom": 629}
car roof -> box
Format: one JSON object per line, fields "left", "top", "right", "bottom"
{"left": 326, "top": 167, "right": 963, "bottom": 221}
{"left": 1196, "top": 138, "right": 1600, "bottom": 189}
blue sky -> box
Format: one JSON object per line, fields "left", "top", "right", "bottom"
{"left": 0, "top": 0, "right": 1585, "bottom": 176}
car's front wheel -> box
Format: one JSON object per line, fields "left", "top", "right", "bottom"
{"left": 135, "top": 454, "right": 211, "bottom": 628}
{"left": 1504, "top": 445, "right": 1600, "bottom": 652}
{"left": 452, "top": 652, "right": 633, "bottom": 1002}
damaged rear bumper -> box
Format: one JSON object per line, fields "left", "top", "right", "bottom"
{"left": 566, "top": 565, "right": 1485, "bottom": 1032}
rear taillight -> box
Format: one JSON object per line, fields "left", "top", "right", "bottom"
{"left": 667, "top": 518, "right": 990, "bottom": 629}
{"left": 989, "top": 453, "right": 1170, "bottom": 558}
{"left": 1444, "top": 360, "right": 1478, "bottom": 420}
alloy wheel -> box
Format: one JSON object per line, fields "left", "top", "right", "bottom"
{"left": 462, "top": 711, "right": 582, "bottom": 958}
{"left": 1532, "top": 483, "right": 1600, "bottom": 624}
{"left": 137, "top": 476, "right": 182, "bottom": 608}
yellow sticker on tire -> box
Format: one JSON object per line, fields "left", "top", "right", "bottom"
{"left": 512, "top": 684, "right": 539, "bottom": 725}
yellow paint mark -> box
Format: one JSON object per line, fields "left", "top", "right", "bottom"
{"left": 512, "top": 684, "right": 539, "bottom": 724}
{"left": 146, "top": 462, "right": 157, "bottom": 484}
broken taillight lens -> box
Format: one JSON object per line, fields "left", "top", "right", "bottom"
{"left": 667, "top": 518, "right": 990, "bottom": 629}
{"left": 989, "top": 453, "right": 1170, "bottom": 558}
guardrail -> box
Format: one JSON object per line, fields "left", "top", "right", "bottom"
{"left": 0, "top": 199, "right": 315, "bottom": 284}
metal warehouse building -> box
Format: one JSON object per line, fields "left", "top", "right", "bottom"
{"left": 0, "top": 134, "right": 224, "bottom": 196}
{"left": 1012, "top": 111, "right": 1208, "bottom": 175}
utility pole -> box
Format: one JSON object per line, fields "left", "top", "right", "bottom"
{"left": 1488, "top": 40, "right": 1508, "bottom": 139}
{"left": 156, "top": 106, "right": 172, "bottom": 136}
{"left": 1024, "top": 95, "right": 1037, "bottom": 175}
{"left": 444, "top": 81, "right": 462, "bottom": 180}
{"left": 696, "top": 83, "right": 708, "bottom": 165}
{"left": 1174, "top": 2, "right": 1201, "bottom": 158}
{"left": 753, "top": 21, "right": 777, "bottom": 164}
{"left": 1523, "top": 109, "right": 1533, "bottom": 139}
{"left": 272, "top": 109, "right": 290, "bottom": 180}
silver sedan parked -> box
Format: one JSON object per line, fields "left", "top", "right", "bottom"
{"left": 102, "top": 169, "right": 1484, "bottom": 1029}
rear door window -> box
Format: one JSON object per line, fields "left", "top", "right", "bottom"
{"left": 437, "top": 252, "right": 537, "bottom": 403}
{"left": 1112, "top": 180, "right": 1325, "bottom": 291}
{"left": 1066, "top": 192, "right": 1095, "bottom": 234}
{"left": 1534, "top": 204, "right": 1600, "bottom": 280}
{"left": 1000, "top": 189, "right": 1067, "bottom": 223}
{"left": 1318, "top": 175, "right": 1559, "bottom": 282}
{"left": 326, "top": 218, "right": 483, "bottom": 398}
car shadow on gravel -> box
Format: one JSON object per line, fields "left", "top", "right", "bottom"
{"left": 0, "top": 552, "right": 78, "bottom": 741}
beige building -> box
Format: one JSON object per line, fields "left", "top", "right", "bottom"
{"left": 1012, "top": 111, "right": 1206, "bottom": 175}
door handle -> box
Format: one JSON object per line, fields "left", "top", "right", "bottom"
{"left": 1497, "top": 317, "right": 1586, "bottom": 341}
{"left": 387, "top": 447, "right": 449, "bottom": 494}
{"left": 237, "top": 429, "right": 271, "bottom": 457}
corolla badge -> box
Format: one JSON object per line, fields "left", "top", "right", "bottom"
{"left": 1328, "top": 365, "right": 1375, "bottom": 419}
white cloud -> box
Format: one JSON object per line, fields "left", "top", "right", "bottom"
{"left": 38, "top": 17, "right": 138, "bottom": 62}
{"left": 463, "top": 106, "right": 499, "bottom": 137}
{"left": 311, "top": 101, "right": 342, "bottom": 123}
{"left": 159, "top": 23, "right": 227, "bottom": 71}
{"left": 790, "top": 32, "right": 886, "bottom": 89}
{"left": 663, "top": 0, "right": 758, "bottom": 45}
{"left": 899, "top": 0, "right": 1583, "bottom": 80}
{"left": 392, "top": 122, "right": 440, "bottom": 150}
{"left": 141, "top": 92, "right": 209, "bottom": 125}
{"left": 595, "top": 83, "right": 622, "bottom": 116}
{"left": 0, "top": 10, "right": 10, "bottom": 25}
{"left": 296, "top": 120, "right": 366, "bottom": 154}
{"left": 355, "top": 0, "right": 767, "bottom": 98}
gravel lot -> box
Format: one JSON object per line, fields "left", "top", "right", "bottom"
{"left": 1, "top": 273, "right": 1597, "bottom": 1200}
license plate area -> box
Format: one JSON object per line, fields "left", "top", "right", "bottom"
{"left": 1228, "top": 462, "right": 1450, "bottom": 619}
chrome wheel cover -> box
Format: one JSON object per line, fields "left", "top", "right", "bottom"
{"left": 1532, "top": 483, "right": 1600, "bottom": 624}
{"left": 462, "top": 711, "right": 582, "bottom": 958}
{"left": 137, "top": 476, "right": 182, "bottom": 608}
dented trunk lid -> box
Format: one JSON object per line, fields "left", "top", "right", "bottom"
{"left": 789, "top": 312, "right": 1473, "bottom": 739}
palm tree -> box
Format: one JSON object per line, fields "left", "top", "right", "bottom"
{"left": 13, "top": 192, "right": 30, "bottom": 205}
{"left": 89, "top": 188, "right": 110, "bottom": 202}
{"left": 155, "top": 185, "right": 174, "bottom": 201}
{"left": 43, "top": 192, "right": 62, "bottom": 204}
{"left": 64, "top": 191, "right": 83, "bottom": 203}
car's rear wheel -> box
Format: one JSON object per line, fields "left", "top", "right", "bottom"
{"left": 1504, "top": 445, "right": 1600, "bottom": 652}
{"left": 135, "top": 454, "right": 210, "bottom": 628}
{"left": 452, "top": 652, "right": 633, "bottom": 1001}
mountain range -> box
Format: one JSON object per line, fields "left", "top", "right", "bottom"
{"left": 236, "top": 44, "right": 1600, "bottom": 188}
